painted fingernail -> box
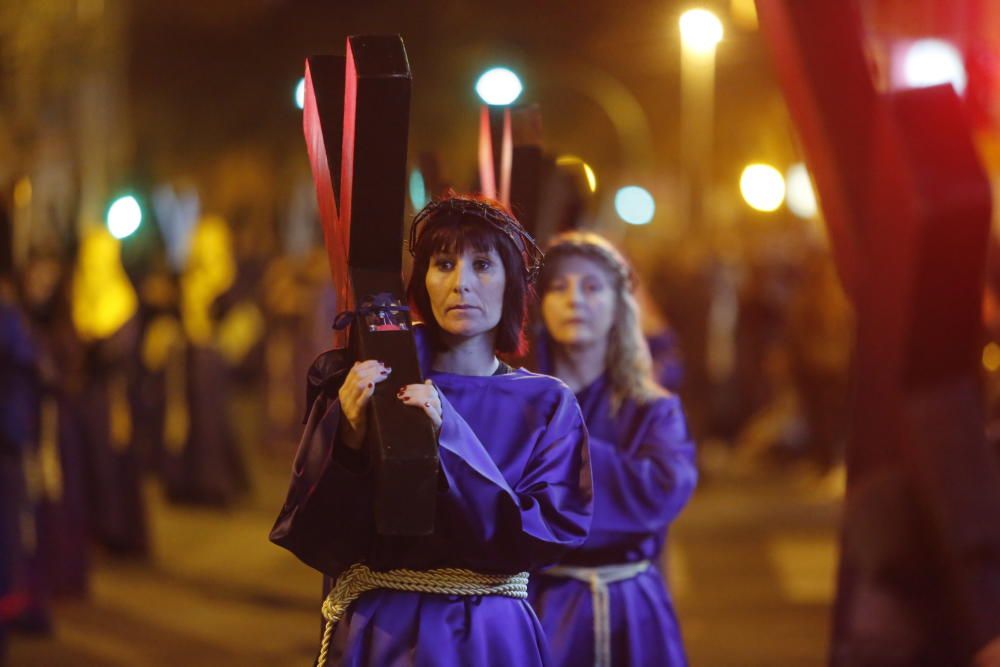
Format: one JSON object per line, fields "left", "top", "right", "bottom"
{"left": 380, "top": 370, "right": 389, "bottom": 375}
{"left": 396, "top": 388, "right": 405, "bottom": 396}
{"left": 367, "top": 382, "right": 373, "bottom": 388}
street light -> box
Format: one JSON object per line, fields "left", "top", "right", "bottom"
{"left": 615, "top": 186, "right": 655, "bottom": 225}
{"left": 106, "top": 194, "right": 143, "bottom": 239}
{"left": 678, "top": 8, "right": 723, "bottom": 230}
{"left": 475, "top": 67, "right": 523, "bottom": 106}
{"left": 740, "top": 164, "right": 785, "bottom": 213}
{"left": 679, "top": 8, "right": 724, "bottom": 54}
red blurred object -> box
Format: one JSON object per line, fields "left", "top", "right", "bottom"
{"left": 757, "top": 0, "right": 1000, "bottom": 663}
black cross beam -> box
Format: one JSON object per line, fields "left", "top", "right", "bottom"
{"left": 303, "top": 35, "right": 438, "bottom": 536}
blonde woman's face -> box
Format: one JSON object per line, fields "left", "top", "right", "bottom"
{"left": 541, "top": 255, "right": 616, "bottom": 348}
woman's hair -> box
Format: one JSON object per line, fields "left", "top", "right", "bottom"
{"left": 538, "top": 231, "right": 666, "bottom": 409}
{"left": 406, "top": 193, "right": 542, "bottom": 354}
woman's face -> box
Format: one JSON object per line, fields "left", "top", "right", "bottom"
{"left": 541, "top": 254, "right": 617, "bottom": 348}
{"left": 425, "top": 245, "right": 506, "bottom": 340}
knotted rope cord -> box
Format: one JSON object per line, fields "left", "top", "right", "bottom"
{"left": 543, "top": 560, "right": 651, "bottom": 667}
{"left": 331, "top": 292, "right": 410, "bottom": 330}
{"left": 316, "top": 563, "right": 530, "bottom": 666}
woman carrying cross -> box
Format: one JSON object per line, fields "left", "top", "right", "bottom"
{"left": 272, "top": 194, "right": 593, "bottom": 666}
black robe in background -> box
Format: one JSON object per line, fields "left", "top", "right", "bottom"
{"left": 78, "top": 317, "right": 148, "bottom": 555}
{"left": 162, "top": 344, "right": 248, "bottom": 506}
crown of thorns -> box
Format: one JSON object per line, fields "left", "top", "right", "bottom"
{"left": 408, "top": 196, "right": 544, "bottom": 282}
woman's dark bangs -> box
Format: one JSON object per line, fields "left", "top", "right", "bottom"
{"left": 420, "top": 216, "right": 502, "bottom": 257}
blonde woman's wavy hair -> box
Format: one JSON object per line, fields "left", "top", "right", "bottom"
{"left": 539, "top": 231, "right": 666, "bottom": 411}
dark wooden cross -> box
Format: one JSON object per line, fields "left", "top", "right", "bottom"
{"left": 478, "top": 103, "right": 589, "bottom": 246}
{"left": 756, "top": 0, "right": 1000, "bottom": 661}
{"left": 302, "top": 35, "right": 438, "bottom": 536}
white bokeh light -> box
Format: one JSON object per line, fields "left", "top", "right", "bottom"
{"left": 785, "top": 163, "right": 818, "bottom": 219}
{"left": 475, "top": 68, "right": 523, "bottom": 106}
{"left": 679, "top": 9, "right": 724, "bottom": 55}
{"left": 903, "top": 38, "right": 967, "bottom": 94}
{"left": 106, "top": 195, "right": 143, "bottom": 239}
{"left": 295, "top": 77, "right": 306, "bottom": 110}
{"left": 615, "top": 186, "right": 655, "bottom": 225}
{"left": 740, "top": 164, "right": 785, "bottom": 213}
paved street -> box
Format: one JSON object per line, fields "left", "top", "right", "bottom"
{"left": 10, "top": 457, "right": 840, "bottom": 666}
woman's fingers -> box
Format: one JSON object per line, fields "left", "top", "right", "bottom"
{"left": 340, "top": 360, "right": 392, "bottom": 427}
{"left": 396, "top": 382, "right": 442, "bottom": 429}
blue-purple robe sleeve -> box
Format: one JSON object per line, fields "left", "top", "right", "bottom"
{"left": 269, "top": 394, "right": 375, "bottom": 577}
{"left": 0, "top": 304, "right": 38, "bottom": 455}
{"left": 436, "top": 386, "right": 592, "bottom": 571}
{"left": 587, "top": 396, "right": 696, "bottom": 545}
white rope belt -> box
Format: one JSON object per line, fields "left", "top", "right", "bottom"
{"left": 317, "top": 563, "right": 530, "bottom": 666}
{"left": 543, "top": 560, "right": 652, "bottom": 667}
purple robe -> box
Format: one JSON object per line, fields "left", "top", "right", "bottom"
{"left": 271, "top": 346, "right": 593, "bottom": 666}
{"left": 0, "top": 300, "right": 40, "bottom": 632}
{"left": 529, "top": 374, "right": 697, "bottom": 667}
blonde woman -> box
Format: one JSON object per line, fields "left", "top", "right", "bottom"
{"left": 530, "top": 232, "right": 697, "bottom": 667}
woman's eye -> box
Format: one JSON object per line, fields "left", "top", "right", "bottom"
{"left": 434, "top": 259, "right": 454, "bottom": 271}
{"left": 584, "top": 281, "right": 603, "bottom": 293}
{"left": 473, "top": 259, "right": 491, "bottom": 272}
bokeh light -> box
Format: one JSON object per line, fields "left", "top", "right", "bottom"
{"left": 408, "top": 168, "right": 428, "bottom": 210}
{"left": 475, "top": 67, "right": 523, "bottom": 106}
{"left": 983, "top": 342, "right": 1000, "bottom": 372}
{"left": 679, "top": 9, "right": 724, "bottom": 54}
{"left": 556, "top": 155, "right": 598, "bottom": 193}
{"left": 903, "top": 38, "right": 966, "bottom": 94}
{"left": 615, "top": 186, "right": 655, "bottom": 225}
{"left": 106, "top": 195, "right": 143, "bottom": 239}
{"left": 785, "top": 163, "right": 818, "bottom": 219}
{"left": 740, "top": 164, "right": 785, "bottom": 213}
{"left": 295, "top": 77, "right": 306, "bottom": 110}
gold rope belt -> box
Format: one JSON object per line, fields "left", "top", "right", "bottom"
{"left": 317, "top": 563, "right": 530, "bottom": 665}
{"left": 542, "top": 560, "right": 652, "bottom": 667}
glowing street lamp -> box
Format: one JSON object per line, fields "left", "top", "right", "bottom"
{"left": 615, "top": 186, "right": 655, "bottom": 225}
{"left": 740, "top": 164, "right": 785, "bottom": 213}
{"left": 679, "top": 8, "right": 724, "bottom": 54}
{"left": 902, "top": 38, "right": 966, "bottom": 94}
{"left": 678, "top": 8, "right": 723, "bottom": 230}
{"left": 106, "top": 195, "right": 143, "bottom": 239}
{"left": 295, "top": 77, "right": 306, "bottom": 110}
{"left": 475, "top": 67, "right": 523, "bottom": 106}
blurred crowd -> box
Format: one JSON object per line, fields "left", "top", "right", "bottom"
{"left": 0, "top": 190, "right": 336, "bottom": 653}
